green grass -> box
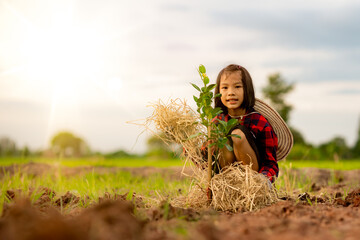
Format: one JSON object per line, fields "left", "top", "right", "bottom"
{"left": 2, "top": 157, "right": 360, "bottom": 170}
{"left": 3, "top": 157, "right": 360, "bottom": 170}
{"left": 0, "top": 167, "right": 191, "bottom": 215}
{"left": 0, "top": 157, "right": 189, "bottom": 215}
{"left": 0, "top": 157, "right": 185, "bottom": 168}
{"left": 275, "top": 159, "right": 360, "bottom": 195}
{"left": 279, "top": 159, "right": 360, "bottom": 170}
{"left": 1, "top": 157, "right": 360, "bottom": 214}
{"left": 1, "top": 170, "right": 189, "bottom": 199}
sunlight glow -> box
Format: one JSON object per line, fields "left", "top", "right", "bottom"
{"left": 22, "top": 16, "right": 104, "bottom": 84}
{"left": 2, "top": 1, "right": 128, "bottom": 107}
{"left": 1, "top": 2, "right": 115, "bottom": 143}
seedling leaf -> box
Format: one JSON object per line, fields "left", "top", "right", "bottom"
{"left": 191, "top": 83, "right": 201, "bottom": 92}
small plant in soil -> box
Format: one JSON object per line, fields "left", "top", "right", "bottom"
{"left": 190, "top": 64, "right": 240, "bottom": 197}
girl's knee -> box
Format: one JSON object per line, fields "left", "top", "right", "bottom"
{"left": 231, "top": 129, "right": 246, "bottom": 145}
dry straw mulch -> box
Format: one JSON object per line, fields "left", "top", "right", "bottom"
{"left": 142, "top": 98, "right": 278, "bottom": 212}
{"left": 210, "top": 164, "right": 277, "bottom": 212}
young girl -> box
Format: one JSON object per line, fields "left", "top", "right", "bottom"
{"left": 212, "top": 64, "right": 290, "bottom": 183}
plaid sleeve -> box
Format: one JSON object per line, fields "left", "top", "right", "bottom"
{"left": 251, "top": 115, "right": 279, "bottom": 183}
{"left": 211, "top": 113, "right": 229, "bottom": 124}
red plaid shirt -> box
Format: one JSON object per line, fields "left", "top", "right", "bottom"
{"left": 214, "top": 109, "right": 279, "bottom": 182}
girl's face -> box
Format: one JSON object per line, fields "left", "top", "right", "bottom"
{"left": 219, "top": 71, "right": 244, "bottom": 113}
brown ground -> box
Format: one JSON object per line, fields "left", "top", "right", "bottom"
{"left": 0, "top": 162, "right": 194, "bottom": 179}
{"left": 1, "top": 163, "right": 360, "bottom": 240}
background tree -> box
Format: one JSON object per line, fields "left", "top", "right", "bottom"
{"left": 262, "top": 73, "right": 307, "bottom": 145}
{"left": 146, "top": 133, "right": 181, "bottom": 159}
{"left": 352, "top": 117, "right": 360, "bottom": 158}
{"left": 104, "top": 149, "right": 136, "bottom": 159}
{"left": 0, "top": 137, "right": 17, "bottom": 157}
{"left": 319, "top": 136, "right": 351, "bottom": 161}
{"left": 262, "top": 73, "right": 294, "bottom": 123}
{"left": 51, "top": 131, "right": 89, "bottom": 157}
{"left": 22, "top": 146, "right": 30, "bottom": 158}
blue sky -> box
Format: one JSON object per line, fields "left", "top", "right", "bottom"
{"left": 0, "top": 0, "right": 359, "bottom": 153}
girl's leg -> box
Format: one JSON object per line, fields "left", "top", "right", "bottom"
{"left": 219, "top": 129, "right": 259, "bottom": 171}
{"left": 219, "top": 144, "right": 236, "bottom": 168}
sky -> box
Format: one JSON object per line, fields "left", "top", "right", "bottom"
{"left": 0, "top": 0, "right": 360, "bottom": 153}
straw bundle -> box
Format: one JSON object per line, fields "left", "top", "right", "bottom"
{"left": 145, "top": 99, "right": 207, "bottom": 170}
{"left": 146, "top": 99, "right": 202, "bottom": 144}
{"left": 210, "top": 164, "right": 278, "bottom": 212}
{"left": 171, "top": 182, "right": 208, "bottom": 210}
{"left": 144, "top": 99, "right": 278, "bottom": 212}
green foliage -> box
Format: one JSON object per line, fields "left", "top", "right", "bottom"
{"left": 318, "top": 136, "right": 351, "bottom": 160}
{"left": 288, "top": 137, "right": 353, "bottom": 161}
{"left": 279, "top": 159, "right": 360, "bottom": 170}
{"left": 0, "top": 137, "right": 18, "bottom": 157}
{"left": 352, "top": 117, "right": 360, "bottom": 157}
{"left": 146, "top": 149, "right": 175, "bottom": 159}
{"left": 21, "top": 146, "right": 30, "bottom": 158}
{"left": 146, "top": 133, "right": 181, "bottom": 159}
{"left": 51, "top": 131, "right": 89, "bottom": 157}
{"left": 104, "top": 150, "right": 133, "bottom": 159}
{"left": 190, "top": 64, "right": 240, "bottom": 152}
{"left": 262, "top": 73, "right": 294, "bottom": 123}
{"left": 287, "top": 144, "right": 322, "bottom": 160}
{"left": 147, "top": 133, "right": 169, "bottom": 150}
{"left": 103, "top": 149, "right": 140, "bottom": 159}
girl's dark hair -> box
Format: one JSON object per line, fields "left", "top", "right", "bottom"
{"left": 214, "top": 64, "right": 255, "bottom": 115}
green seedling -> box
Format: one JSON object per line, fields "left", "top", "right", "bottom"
{"left": 190, "top": 64, "right": 240, "bottom": 200}
{"left": 190, "top": 64, "right": 240, "bottom": 151}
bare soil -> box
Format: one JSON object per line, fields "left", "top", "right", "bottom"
{"left": 0, "top": 162, "right": 193, "bottom": 180}
{"left": 1, "top": 163, "right": 360, "bottom": 240}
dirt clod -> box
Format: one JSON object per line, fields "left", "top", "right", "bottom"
{"left": 298, "top": 192, "right": 310, "bottom": 201}
{"left": 78, "top": 200, "right": 144, "bottom": 240}
{"left": 55, "top": 191, "right": 80, "bottom": 206}
{"left": 149, "top": 201, "right": 200, "bottom": 221}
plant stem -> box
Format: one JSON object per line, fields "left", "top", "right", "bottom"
{"left": 207, "top": 125, "right": 212, "bottom": 202}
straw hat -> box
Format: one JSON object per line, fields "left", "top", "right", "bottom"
{"left": 254, "top": 98, "right": 293, "bottom": 161}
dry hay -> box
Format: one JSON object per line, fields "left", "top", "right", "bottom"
{"left": 171, "top": 164, "right": 278, "bottom": 212}
{"left": 142, "top": 98, "right": 279, "bottom": 212}
{"left": 145, "top": 99, "right": 203, "bottom": 144}
{"left": 171, "top": 173, "right": 209, "bottom": 210}
{"left": 144, "top": 99, "right": 208, "bottom": 171}
{"left": 210, "top": 164, "right": 278, "bottom": 212}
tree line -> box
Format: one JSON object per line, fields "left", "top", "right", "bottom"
{"left": 0, "top": 132, "right": 137, "bottom": 159}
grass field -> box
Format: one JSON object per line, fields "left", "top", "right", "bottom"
{"left": 1, "top": 157, "right": 360, "bottom": 215}
{"left": 0, "top": 157, "right": 192, "bottom": 214}
{"left": 0, "top": 157, "right": 185, "bottom": 168}
{"left": 280, "top": 159, "right": 360, "bottom": 170}
{"left": 0, "top": 170, "right": 190, "bottom": 210}
{"left": 2, "top": 156, "right": 360, "bottom": 169}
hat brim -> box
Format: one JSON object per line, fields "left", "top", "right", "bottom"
{"left": 254, "top": 98, "right": 293, "bottom": 161}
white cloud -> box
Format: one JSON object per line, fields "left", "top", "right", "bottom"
{"left": 289, "top": 81, "right": 360, "bottom": 113}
